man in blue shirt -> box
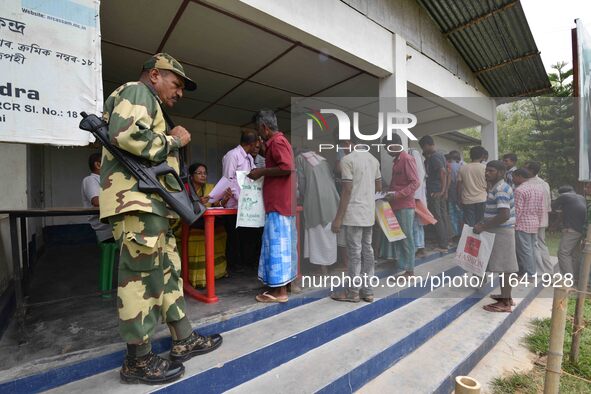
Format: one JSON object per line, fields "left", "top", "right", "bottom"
{"left": 419, "top": 136, "right": 450, "bottom": 252}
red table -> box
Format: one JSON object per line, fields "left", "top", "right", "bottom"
{"left": 181, "top": 206, "right": 303, "bottom": 303}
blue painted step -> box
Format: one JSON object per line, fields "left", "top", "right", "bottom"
{"left": 0, "top": 251, "right": 453, "bottom": 394}
{"left": 358, "top": 283, "right": 544, "bottom": 394}
{"left": 227, "top": 284, "right": 494, "bottom": 393}
{"left": 47, "top": 255, "right": 461, "bottom": 393}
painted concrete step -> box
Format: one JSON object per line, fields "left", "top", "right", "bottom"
{"left": 226, "top": 284, "right": 489, "bottom": 394}
{"left": 46, "top": 256, "right": 459, "bottom": 394}
{"left": 358, "top": 283, "right": 544, "bottom": 394}
{"left": 1, "top": 251, "right": 453, "bottom": 393}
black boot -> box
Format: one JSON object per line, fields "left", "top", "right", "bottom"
{"left": 169, "top": 332, "right": 223, "bottom": 362}
{"left": 120, "top": 351, "right": 184, "bottom": 385}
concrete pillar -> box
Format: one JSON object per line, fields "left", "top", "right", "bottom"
{"left": 379, "top": 33, "right": 407, "bottom": 186}
{"left": 481, "top": 99, "right": 498, "bottom": 160}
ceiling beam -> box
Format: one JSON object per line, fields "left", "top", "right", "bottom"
{"left": 101, "top": 40, "right": 304, "bottom": 96}
{"left": 192, "top": 44, "right": 298, "bottom": 118}
{"left": 308, "top": 71, "right": 365, "bottom": 96}
{"left": 157, "top": 0, "right": 190, "bottom": 53}
{"left": 191, "top": 0, "right": 370, "bottom": 76}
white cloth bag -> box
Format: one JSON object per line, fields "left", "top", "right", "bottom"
{"left": 236, "top": 171, "right": 265, "bottom": 228}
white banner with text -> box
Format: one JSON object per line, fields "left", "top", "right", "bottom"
{"left": 0, "top": 0, "right": 101, "bottom": 146}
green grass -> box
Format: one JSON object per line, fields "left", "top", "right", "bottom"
{"left": 524, "top": 317, "right": 551, "bottom": 355}
{"left": 491, "top": 366, "right": 591, "bottom": 394}
{"left": 491, "top": 297, "right": 591, "bottom": 393}
{"left": 491, "top": 371, "right": 540, "bottom": 394}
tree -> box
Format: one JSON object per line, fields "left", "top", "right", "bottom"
{"left": 530, "top": 62, "right": 576, "bottom": 190}
{"left": 460, "top": 62, "right": 576, "bottom": 191}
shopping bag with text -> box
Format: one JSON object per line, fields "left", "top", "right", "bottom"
{"left": 236, "top": 171, "right": 265, "bottom": 228}
{"left": 454, "top": 224, "right": 495, "bottom": 276}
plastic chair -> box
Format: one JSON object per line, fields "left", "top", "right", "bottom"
{"left": 99, "top": 242, "right": 117, "bottom": 298}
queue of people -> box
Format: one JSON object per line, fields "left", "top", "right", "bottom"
{"left": 81, "top": 51, "right": 588, "bottom": 386}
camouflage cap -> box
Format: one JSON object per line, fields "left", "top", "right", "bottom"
{"left": 142, "top": 53, "right": 196, "bottom": 91}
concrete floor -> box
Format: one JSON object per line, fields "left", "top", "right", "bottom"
{"left": 467, "top": 286, "right": 554, "bottom": 393}
{"left": 0, "top": 241, "right": 406, "bottom": 381}
{"left": 0, "top": 223, "right": 448, "bottom": 383}
{"left": 0, "top": 243, "right": 291, "bottom": 378}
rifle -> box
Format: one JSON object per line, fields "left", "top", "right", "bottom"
{"left": 79, "top": 112, "right": 204, "bottom": 225}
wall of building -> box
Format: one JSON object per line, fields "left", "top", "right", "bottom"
{"left": 220, "top": 0, "right": 490, "bottom": 100}
{"left": 41, "top": 117, "right": 244, "bottom": 225}
{"left": 381, "top": 137, "right": 466, "bottom": 186}
{"left": 0, "top": 115, "right": 244, "bottom": 297}
{"left": 430, "top": 136, "right": 465, "bottom": 155}
{"left": 215, "top": 0, "right": 394, "bottom": 77}
{"left": 0, "top": 143, "right": 28, "bottom": 295}
{"left": 172, "top": 116, "right": 245, "bottom": 182}
{"left": 42, "top": 145, "right": 98, "bottom": 226}
{"left": 340, "top": 0, "right": 490, "bottom": 98}
{"left": 406, "top": 137, "right": 464, "bottom": 155}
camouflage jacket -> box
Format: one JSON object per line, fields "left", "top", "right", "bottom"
{"left": 100, "top": 81, "right": 183, "bottom": 220}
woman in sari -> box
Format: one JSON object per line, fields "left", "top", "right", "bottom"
{"left": 178, "top": 163, "right": 231, "bottom": 287}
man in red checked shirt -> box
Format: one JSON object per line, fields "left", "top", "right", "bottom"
{"left": 512, "top": 168, "right": 544, "bottom": 276}
{"left": 248, "top": 109, "right": 297, "bottom": 303}
{"left": 385, "top": 134, "right": 420, "bottom": 276}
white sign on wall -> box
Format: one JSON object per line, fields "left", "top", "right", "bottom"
{"left": 0, "top": 0, "right": 102, "bottom": 146}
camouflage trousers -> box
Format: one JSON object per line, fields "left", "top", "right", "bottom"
{"left": 109, "top": 212, "right": 187, "bottom": 345}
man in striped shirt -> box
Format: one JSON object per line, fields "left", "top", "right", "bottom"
{"left": 482, "top": 166, "right": 516, "bottom": 229}
{"left": 513, "top": 169, "right": 545, "bottom": 276}
{"left": 475, "top": 160, "right": 519, "bottom": 313}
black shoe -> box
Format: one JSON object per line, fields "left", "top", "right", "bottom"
{"left": 120, "top": 351, "right": 184, "bottom": 385}
{"left": 169, "top": 332, "right": 223, "bottom": 362}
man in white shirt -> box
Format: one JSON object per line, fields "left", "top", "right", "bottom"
{"left": 81, "top": 153, "right": 113, "bottom": 243}
{"left": 331, "top": 139, "right": 382, "bottom": 303}
{"left": 82, "top": 153, "right": 116, "bottom": 299}
{"left": 221, "top": 130, "right": 259, "bottom": 272}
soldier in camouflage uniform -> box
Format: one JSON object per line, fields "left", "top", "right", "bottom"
{"left": 100, "top": 53, "right": 222, "bottom": 385}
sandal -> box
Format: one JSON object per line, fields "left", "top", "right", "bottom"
{"left": 255, "top": 291, "right": 288, "bottom": 303}
{"left": 330, "top": 289, "right": 360, "bottom": 303}
{"left": 483, "top": 301, "right": 512, "bottom": 313}
{"left": 489, "top": 294, "right": 516, "bottom": 306}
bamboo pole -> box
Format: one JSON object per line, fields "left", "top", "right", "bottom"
{"left": 543, "top": 286, "right": 569, "bottom": 394}
{"left": 571, "top": 226, "right": 591, "bottom": 363}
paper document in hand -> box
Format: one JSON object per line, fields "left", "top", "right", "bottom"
{"left": 208, "top": 177, "right": 235, "bottom": 202}
{"left": 374, "top": 191, "right": 395, "bottom": 200}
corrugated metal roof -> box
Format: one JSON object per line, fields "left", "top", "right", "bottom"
{"left": 416, "top": 0, "right": 551, "bottom": 97}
